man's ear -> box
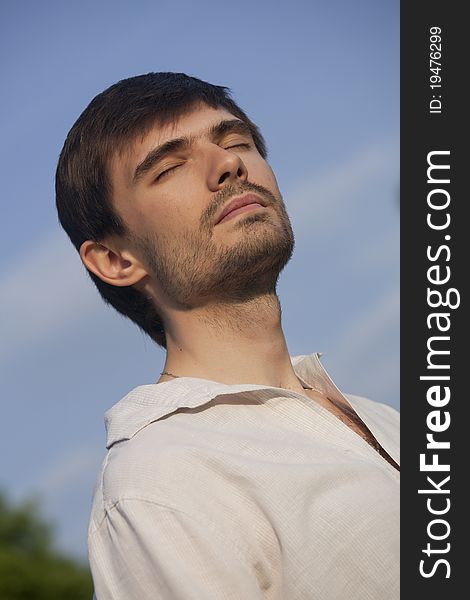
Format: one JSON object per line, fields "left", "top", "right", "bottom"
{"left": 79, "top": 239, "right": 148, "bottom": 287}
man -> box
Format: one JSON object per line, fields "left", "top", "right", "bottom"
{"left": 56, "top": 72, "right": 399, "bottom": 599}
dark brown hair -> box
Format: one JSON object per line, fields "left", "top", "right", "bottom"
{"left": 55, "top": 72, "right": 267, "bottom": 349}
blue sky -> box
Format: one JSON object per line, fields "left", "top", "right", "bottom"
{"left": 0, "top": 0, "right": 399, "bottom": 558}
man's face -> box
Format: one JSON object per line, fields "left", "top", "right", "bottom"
{"left": 109, "top": 103, "right": 295, "bottom": 309}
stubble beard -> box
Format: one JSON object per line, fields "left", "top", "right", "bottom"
{"left": 134, "top": 189, "right": 295, "bottom": 310}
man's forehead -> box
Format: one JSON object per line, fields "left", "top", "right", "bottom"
{"left": 140, "top": 105, "right": 238, "bottom": 148}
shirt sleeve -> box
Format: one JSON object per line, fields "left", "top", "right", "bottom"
{"left": 89, "top": 497, "right": 269, "bottom": 600}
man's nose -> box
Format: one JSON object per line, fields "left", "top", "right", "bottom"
{"left": 206, "top": 145, "right": 248, "bottom": 192}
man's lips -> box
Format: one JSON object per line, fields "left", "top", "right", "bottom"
{"left": 215, "top": 193, "right": 267, "bottom": 225}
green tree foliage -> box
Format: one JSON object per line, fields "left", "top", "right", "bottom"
{"left": 0, "top": 491, "right": 93, "bottom": 599}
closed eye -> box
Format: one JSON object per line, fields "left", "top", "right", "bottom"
{"left": 155, "top": 164, "right": 182, "bottom": 181}
{"left": 225, "top": 142, "right": 252, "bottom": 150}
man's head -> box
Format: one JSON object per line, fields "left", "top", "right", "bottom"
{"left": 56, "top": 72, "right": 294, "bottom": 349}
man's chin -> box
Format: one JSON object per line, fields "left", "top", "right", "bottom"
{"left": 217, "top": 236, "right": 293, "bottom": 289}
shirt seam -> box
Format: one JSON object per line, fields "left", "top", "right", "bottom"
{"left": 91, "top": 495, "right": 260, "bottom": 574}
{"left": 89, "top": 452, "right": 111, "bottom": 535}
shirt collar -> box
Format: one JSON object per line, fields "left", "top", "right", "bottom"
{"left": 104, "top": 351, "right": 399, "bottom": 465}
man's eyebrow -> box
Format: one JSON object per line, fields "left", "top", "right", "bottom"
{"left": 132, "top": 119, "right": 253, "bottom": 184}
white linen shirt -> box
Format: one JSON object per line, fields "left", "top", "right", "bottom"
{"left": 89, "top": 352, "right": 399, "bottom": 599}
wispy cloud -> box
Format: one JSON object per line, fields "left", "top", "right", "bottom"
{"left": 0, "top": 231, "right": 99, "bottom": 363}
{"left": 286, "top": 136, "right": 398, "bottom": 238}
{"left": 282, "top": 136, "right": 399, "bottom": 408}
{"left": 324, "top": 282, "right": 400, "bottom": 408}
{"left": 331, "top": 283, "right": 399, "bottom": 360}
{"left": 30, "top": 443, "right": 105, "bottom": 558}
{"left": 34, "top": 443, "right": 104, "bottom": 498}
{"left": 350, "top": 225, "right": 400, "bottom": 275}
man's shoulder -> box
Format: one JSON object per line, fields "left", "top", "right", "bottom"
{"left": 89, "top": 425, "right": 197, "bottom": 534}
{"left": 104, "top": 422, "right": 190, "bottom": 489}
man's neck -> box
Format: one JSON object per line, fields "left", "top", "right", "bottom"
{"left": 159, "top": 293, "right": 306, "bottom": 392}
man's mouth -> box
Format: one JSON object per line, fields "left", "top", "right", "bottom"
{"left": 216, "top": 193, "right": 267, "bottom": 225}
